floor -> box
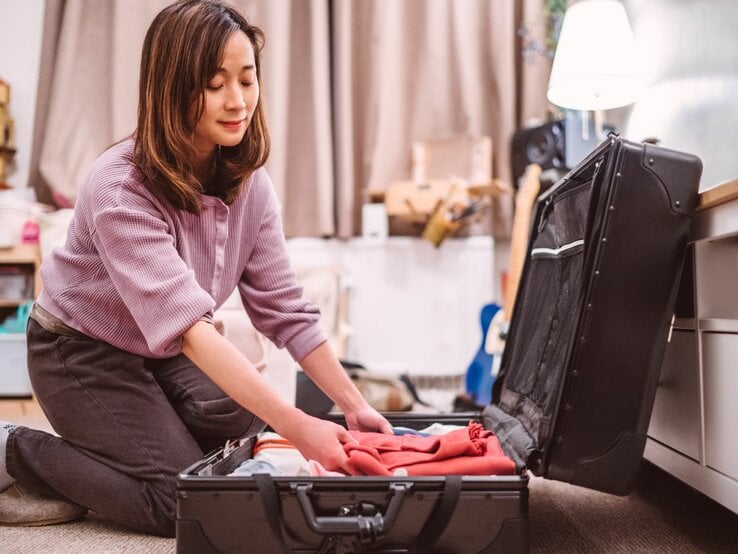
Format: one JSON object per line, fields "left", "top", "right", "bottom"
{"left": 3, "top": 397, "right": 738, "bottom": 552}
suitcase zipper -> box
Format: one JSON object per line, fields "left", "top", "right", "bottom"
{"left": 537, "top": 196, "right": 553, "bottom": 233}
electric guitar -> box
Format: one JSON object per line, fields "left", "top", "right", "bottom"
{"left": 464, "top": 164, "right": 542, "bottom": 406}
{"left": 463, "top": 301, "right": 501, "bottom": 405}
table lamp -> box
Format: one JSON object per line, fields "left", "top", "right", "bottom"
{"left": 547, "top": 0, "right": 645, "bottom": 138}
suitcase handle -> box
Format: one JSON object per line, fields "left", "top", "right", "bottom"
{"left": 294, "top": 482, "right": 411, "bottom": 536}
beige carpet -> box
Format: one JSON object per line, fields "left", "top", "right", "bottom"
{"left": 529, "top": 462, "right": 738, "bottom": 553}
{"left": 1, "top": 512, "right": 174, "bottom": 553}
{"left": 2, "top": 461, "right": 737, "bottom": 553}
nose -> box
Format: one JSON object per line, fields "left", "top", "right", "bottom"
{"left": 224, "top": 83, "right": 246, "bottom": 112}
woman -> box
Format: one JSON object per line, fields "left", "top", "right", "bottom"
{"left": 0, "top": 0, "right": 391, "bottom": 536}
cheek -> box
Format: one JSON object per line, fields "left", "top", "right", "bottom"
{"left": 248, "top": 85, "right": 260, "bottom": 111}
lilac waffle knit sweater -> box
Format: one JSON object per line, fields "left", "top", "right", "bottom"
{"left": 37, "top": 138, "right": 326, "bottom": 359}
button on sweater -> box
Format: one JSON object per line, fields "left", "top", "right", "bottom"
{"left": 38, "top": 138, "right": 326, "bottom": 359}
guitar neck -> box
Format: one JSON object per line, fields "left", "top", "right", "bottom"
{"left": 502, "top": 164, "right": 541, "bottom": 322}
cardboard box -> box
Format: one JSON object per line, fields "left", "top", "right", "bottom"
{"left": 383, "top": 179, "right": 468, "bottom": 222}
{"left": 411, "top": 136, "right": 492, "bottom": 184}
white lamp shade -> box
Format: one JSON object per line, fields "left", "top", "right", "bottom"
{"left": 547, "top": 0, "right": 645, "bottom": 111}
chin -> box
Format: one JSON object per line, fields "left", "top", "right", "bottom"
{"left": 218, "top": 135, "right": 245, "bottom": 148}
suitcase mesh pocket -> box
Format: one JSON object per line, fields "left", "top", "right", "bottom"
{"left": 530, "top": 251, "right": 583, "bottom": 408}
{"left": 503, "top": 182, "right": 591, "bottom": 415}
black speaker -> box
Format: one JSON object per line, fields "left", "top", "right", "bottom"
{"left": 511, "top": 120, "right": 566, "bottom": 187}
{"left": 511, "top": 111, "right": 615, "bottom": 188}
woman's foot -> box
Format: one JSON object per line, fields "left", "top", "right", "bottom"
{"left": 0, "top": 483, "right": 88, "bottom": 526}
{"left": 1, "top": 422, "right": 17, "bottom": 491}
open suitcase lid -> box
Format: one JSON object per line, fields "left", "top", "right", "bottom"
{"left": 483, "top": 135, "right": 702, "bottom": 495}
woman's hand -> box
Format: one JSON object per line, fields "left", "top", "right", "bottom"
{"left": 298, "top": 343, "right": 393, "bottom": 436}
{"left": 344, "top": 403, "right": 393, "bottom": 434}
{"left": 275, "top": 410, "right": 357, "bottom": 472}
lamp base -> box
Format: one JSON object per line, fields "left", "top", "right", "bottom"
{"left": 564, "top": 109, "right": 614, "bottom": 169}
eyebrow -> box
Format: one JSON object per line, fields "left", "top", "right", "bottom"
{"left": 214, "top": 65, "right": 255, "bottom": 74}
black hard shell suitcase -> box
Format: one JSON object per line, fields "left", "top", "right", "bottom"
{"left": 178, "top": 414, "right": 529, "bottom": 554}
{"left": 176, "top": 136, "right": 702, "bottom": 553}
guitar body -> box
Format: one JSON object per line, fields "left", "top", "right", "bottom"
{"left": 464, "top": 302, "right": 500, "bottom": 406}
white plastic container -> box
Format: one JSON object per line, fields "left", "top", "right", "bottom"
{"left": 0, "top": 333, "right": 32, "bottom": 396}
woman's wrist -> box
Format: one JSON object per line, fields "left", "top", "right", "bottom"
{"left": 336, "top": 394, "right": 368, "bottom": 417}
{"left": 271, "top": 406, "right": 312, "bottom": 439}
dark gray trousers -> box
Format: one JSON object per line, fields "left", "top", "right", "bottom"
{"left": 7, "top": 318, "right": 263, "bottom": 537}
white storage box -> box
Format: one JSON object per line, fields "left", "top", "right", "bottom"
{"left": 0, "top": 333, "right": 32, "bottom": 396}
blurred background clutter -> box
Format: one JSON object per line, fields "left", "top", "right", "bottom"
{"left": 0, "top": 0, "right": 736, "bottom": 415}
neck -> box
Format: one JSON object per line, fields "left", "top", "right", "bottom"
{"left": 194, "top": 148, "right": 217, "bottom": 183}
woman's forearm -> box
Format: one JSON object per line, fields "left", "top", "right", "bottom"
{"left": 181, "top": 320, "right": 307, "bottom": 437}
{"left": 297, "top": 341, "right": 366, "bottom": 413}
{"left": 181, "top": 321, "right": 364, "bottom": 469}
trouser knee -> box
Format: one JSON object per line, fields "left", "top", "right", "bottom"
{"left": 139, "top": 480, "right": 178, "bottom": 537}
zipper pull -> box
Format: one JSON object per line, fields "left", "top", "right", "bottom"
{"left": 591, "top": 158, "right": 603, "bottom": 184}
{"left": 537, "top": 197, "right": 553, "bottom": 233}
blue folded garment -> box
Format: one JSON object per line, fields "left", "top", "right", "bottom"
{"left": 229, "top": 459, "right": 282, "bottom": 476}
{"left": 391, "top": 426, "right": 430, "bottom": 437}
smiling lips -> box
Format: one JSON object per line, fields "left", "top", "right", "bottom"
{"left": 219, "top": 119, "right": 244, "bottom": 129}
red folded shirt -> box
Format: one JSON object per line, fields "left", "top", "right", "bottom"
{"left": 344, "top": 422, "right": 516, "bottom": 476}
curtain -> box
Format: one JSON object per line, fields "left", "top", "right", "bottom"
{"left": 34, "top": 0, "right": 169, "bottom": 207}
{"left": 233, "top": 0, "right": 335, "bottom": 236}
{"left": 334, "top": 0, "right": 525, "bottom": 237}
{"left": 32, "top": 0, "right": 550, "bottom": 238}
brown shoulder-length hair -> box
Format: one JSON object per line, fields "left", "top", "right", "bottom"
{"left": 134, "top": 0, "right": 270, "bottom": 213}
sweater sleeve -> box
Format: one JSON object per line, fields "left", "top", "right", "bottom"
{"left": 91, "top": 205, "right": 216, "bottom": 357}
{"left": 237, "top": 183, "right": 327, "bottom": 361}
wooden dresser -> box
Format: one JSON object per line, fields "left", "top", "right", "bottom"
{"left": 646, "top": 179, "right": 738, "bottom": 513}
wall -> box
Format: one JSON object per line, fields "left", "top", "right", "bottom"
{"left": 287, "top": 236, "right": 496, "bottom": 376}
{"left": 622, "top": 0, "right": 738, "bottom": 190}
{"left": 0, "top": 0, "right": 45, "bottom": 190}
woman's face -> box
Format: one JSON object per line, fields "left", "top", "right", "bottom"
{"left": 192, "top": 30, "right": 259, "bottom": 163}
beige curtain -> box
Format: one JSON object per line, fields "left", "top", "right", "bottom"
{"left": 32, "top": 0, "right": 550, "bottom": 238}
{"left": 35, "top": 0, "right": 172, "bottom": 207}
{"left": 33, "top": 0, "right": 335, "bottom": 236}
{"left": 234, "top": 0, "right": 335, "bottom": 237}
{"left": 333, "top": 0, "right": 550, "bottom": 237}
{"left": 335, "top": 0, "right": 518, "bottom": 237}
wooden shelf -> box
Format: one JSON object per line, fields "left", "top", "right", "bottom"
{"left": 698, "top": 178, "right": 738, "bottom": 211}
{"left": 0, "top": 244, "right": 39, "bottom": 265}
{"left": 0, "top": 298, "right": 33, "bottom": 308}
{"left": 0, "top": 243, "right": 41, "bottom": 299}
{"left": 699, "top": 319, "right": 738, "bottom": 333}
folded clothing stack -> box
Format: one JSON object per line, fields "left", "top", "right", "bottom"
{"left": 229, "top": 422, "right": 516, "bottom": 477}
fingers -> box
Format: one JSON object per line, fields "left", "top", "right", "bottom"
{"left": 337, "top": 427, "right": 358, "bottom": 445}
{"left": 321, "top": 437, "right": 351, "bottom": 472}
{"left": 378, "top": 418, "right": 393, "bottom": 434}
{"left": 344, "top": 405, "right": 394, "bottom": 434}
